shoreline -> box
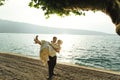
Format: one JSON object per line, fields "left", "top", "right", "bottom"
{"left": 0, "top": 52, "right": 120, "bottom": 80}
{"left": 58, "top": 62, "right": 120, "bottom": 75}
{"left": 4, "top": 52, "right": 120, "bottom": 74}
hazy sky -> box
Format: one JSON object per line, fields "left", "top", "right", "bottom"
{"left": 0, "top": 0, "right": 116, "bottom": 34}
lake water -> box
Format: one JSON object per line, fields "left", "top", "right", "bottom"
{"left": 0, "top": 33, "right": 120, "bottom": 72}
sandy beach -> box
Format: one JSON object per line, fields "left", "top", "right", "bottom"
{"left": 0, "top": 53, "right": 120, "bottom": 80}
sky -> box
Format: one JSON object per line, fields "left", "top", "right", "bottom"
{"left": 0, "top": 0, "right": 116, "bottom": 34}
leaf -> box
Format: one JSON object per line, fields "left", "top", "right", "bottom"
{"left": 41, "top": 6, "right": 46, "bottom": 11}
{"left": 29, "top": 1, "right": 34, "bottom": 7}
{"left": 83, "top": 13, "right": 85, "bottom": 16}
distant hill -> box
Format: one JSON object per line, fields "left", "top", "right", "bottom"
{"left": 0, "top": 19, "right": 109, "bottom": 35}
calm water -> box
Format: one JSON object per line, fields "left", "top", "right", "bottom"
{"left": 0, "top": 33, "right": 120, "bottom": 72}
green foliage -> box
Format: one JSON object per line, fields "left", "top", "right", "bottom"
{"left": 1, "top": 0, "right": 119, "bottom": 23}
{"left": 0, "top": 0, "right": 5, "bottom": 6}
{"left": 29, "top": 0, "right": 87, "bottom": 18}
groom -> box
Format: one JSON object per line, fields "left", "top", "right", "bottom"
{"left": 34, "top": 36, "right": 59, "bottom": 80}
{"left": 48, "top": 36, "right": 58, "bottom": 79}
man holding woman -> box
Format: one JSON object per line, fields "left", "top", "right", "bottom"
{"left": 34, "top": 35, "right": 62, "bottom": 80}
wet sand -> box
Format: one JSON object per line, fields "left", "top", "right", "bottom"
{"left": 0, "top": 53, "right": 120, "bottom": 80}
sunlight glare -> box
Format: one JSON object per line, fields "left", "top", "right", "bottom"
{"left": 58, "top": 34, "right": 74, "bottom": 50}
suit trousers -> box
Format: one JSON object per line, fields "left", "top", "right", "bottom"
{"left": 48, "top": 56, "right": 57, "bottom": 78}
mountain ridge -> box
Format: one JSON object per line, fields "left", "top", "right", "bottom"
{"left": 0, "top": 19, "right": 110, "bottom": 35}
